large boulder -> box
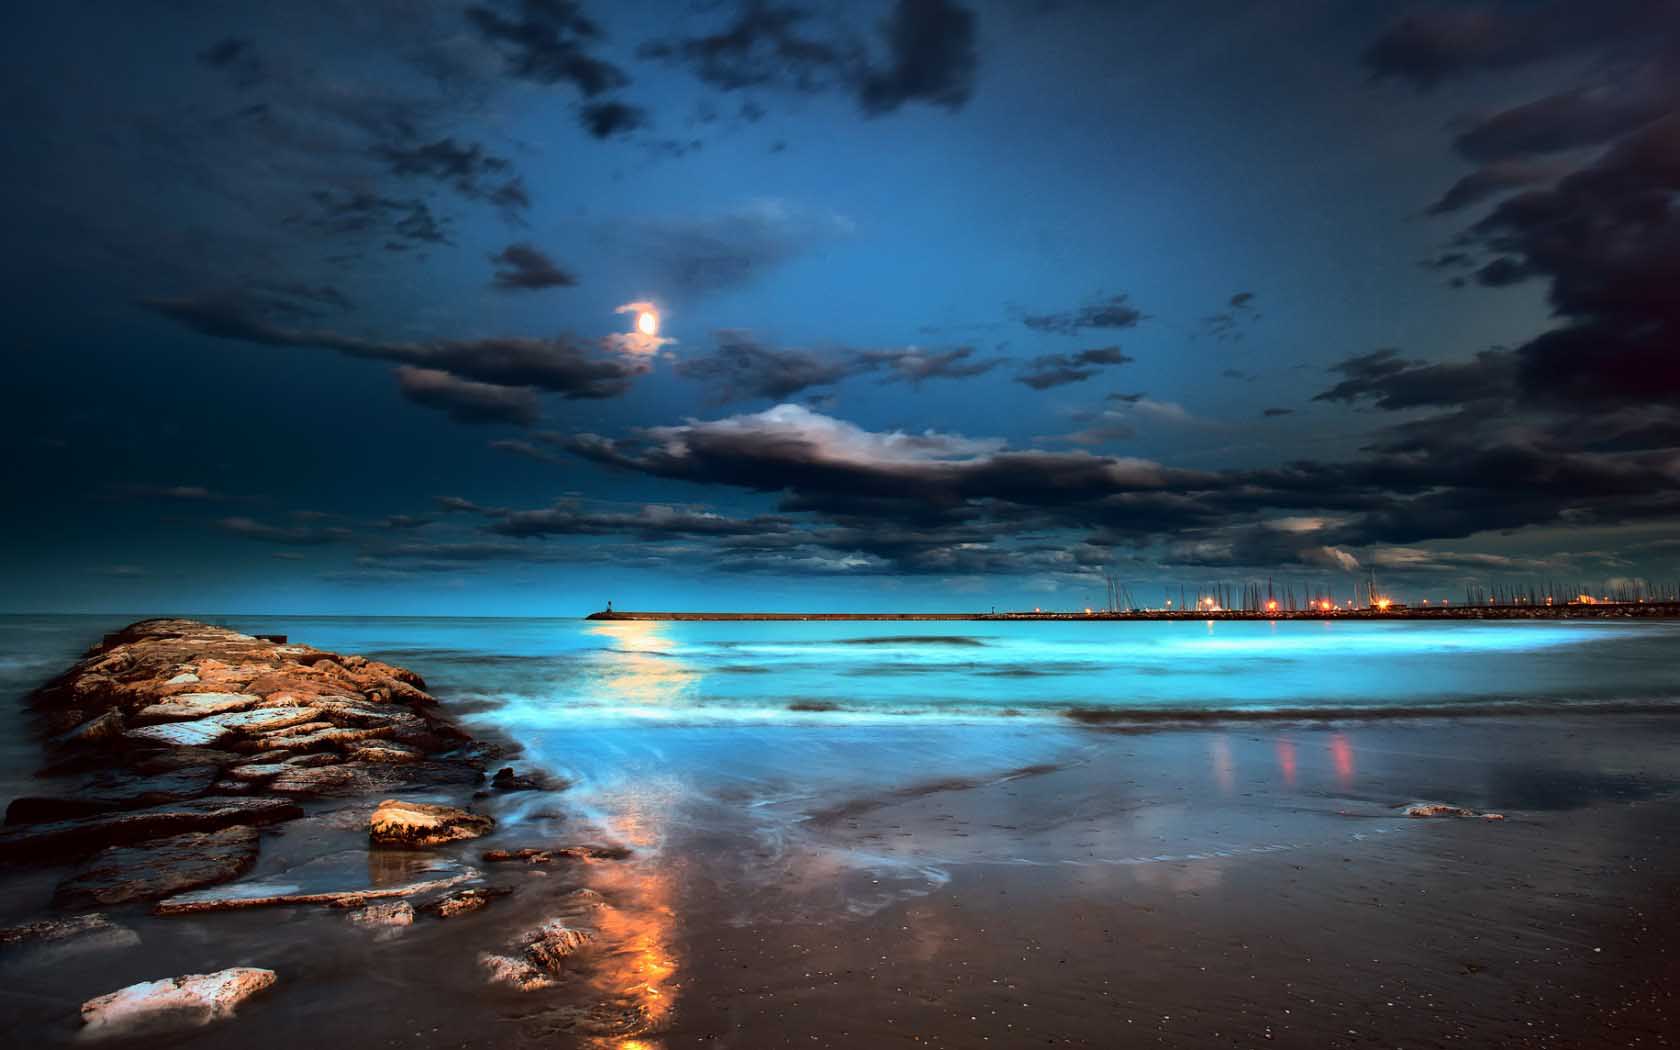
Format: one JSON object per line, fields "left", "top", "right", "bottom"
{"left": 369, "top": 799, "right": 493, "bottom": 848}
{"left": 80, "top": 967, "right": 276, "bottom": 1035}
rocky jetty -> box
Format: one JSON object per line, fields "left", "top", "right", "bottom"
{"left": 4, "top": 619, "right": 489, "bottom": 903}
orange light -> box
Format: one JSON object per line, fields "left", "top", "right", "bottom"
{"left": 1266, "top": 600, "right": 1279, "bottom": 612}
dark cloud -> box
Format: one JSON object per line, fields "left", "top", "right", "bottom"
{"left": 860, "top": 346, "right": 1002, "bottom": 384}
{"left": 465, "top": 0, "right": 626, "bottom": 96}
{"left": 676, "top": 333, "right": 1001, "bottom": 403}
{"left": 1452, "top": 88, "right": 1672, "bottom": 165}
{"left": 216, "top": 516, "right": 352, "bottom": 546}
{"left": 676, "top": 331, "right": 858, "bottom": 401}
{"left": 198, "top": 37, "right": 264, "bottom": 88}
{"left": 640, "top": 0, "right": 978, "bottom": 117}
{"left": 1022, "top": 293, "right": 1145, "bottom": 335}
{"left": 107, "top": 484, "right": 223, "bottom": 502}
{"left": 637, "top": 2, "right": 852, "bottom": 93}
{"left": 859, "top": 0, "right": 979, "bottom": 115}
{"left": 489, "top": 242, "right": 578, "bottom": 290}
{"left": 296, "top": 190, "right": 453, "bottom": 247}
{"left": 1426, "top": 160, "right": 1555, "bottom": 214}
{"left": 1262, "top": 407, "right": 1294, "bottom": 417}
{"left": 1361, "top": 2, "right": 1657, "bottom": 89}
{"left": 579, "top": 100, "right": 648, "bottom": 138}
{"left": 394, "top": 367, "right": 540, "bottom": 426}
{"left": 1313, "top": 348, "right": 1516, "bottom": 411}
{"left": 375, "top": 137, "right": 529, "bottom": 210}
{"left": 143, "top": 291, "right": 650, "bottom": 399}
{"left": 614, "top": 201, "right": 851, "bottom": 297}
{"left": 1016, "top": 346, "right": 1134, "bottom": 390}
{"left": 486, "top": 501, "right": 794, "bottom": 540}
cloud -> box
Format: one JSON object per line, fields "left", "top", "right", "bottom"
{"left": 1022, "top": 293, "right": 1145, "bottom": 335}
{"left": 144, "top": 291, "right": 650, "bottom": 398}
{"left": 1261, "top": 407, "right": 1294, "bottom": 417}
{"left": 466, "top": 0, "right": 627, "bottom": 96}
{"left": 858, "top": 0, "right": 979, "bottom": 115}
{"left": 198, "top": 37, "right": 264, "bottom": 88}
{"left": 216, "top": 516, "right": 352, "bottom": 546}
{"left": 675, "top": 333, "right": 1001, "bottom": 402}
{"left": 675, "top": 331, "right": 859, "bottom": 401}
{"left": 1313, "top": 348, "right": 1516, "bottom": 411}
{"left": 489, "top": 243, "right": 577, "bottom": 290}
{"left": 394, "top": 366, "right": 540, "bottom": 426}
{"left": 1361, "top": 2, "right": 1657, "bottom": 89}
{"left": 638, "top": 0, "right": 979, "bottom": 118}
{"left": 485, "top": 501, "right": 794, "bottom": 539}
{"left": 375, "top": 137, "right": 527, "bottom": 210}
{"left": 579, "top": 100, "right": 648, "bottom": 138}
{"left": 1426, "top": 161, "right": 1559, "bottom": 214}
{"left": 108, "top": 483, "right": 223, "bottom": 502}
{"left": 1016, "top": 346, "right": 1134, "bottom": 389}
{"left": 611, "top": 199, "right": 853, "bottom": 297}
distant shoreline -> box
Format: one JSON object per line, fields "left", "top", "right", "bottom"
{"left": 588, "top": 602, "right": 1680, "bottom": 622}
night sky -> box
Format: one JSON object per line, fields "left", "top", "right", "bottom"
{"left": 4, "top": 0, "right": 1678, "bottom": 614}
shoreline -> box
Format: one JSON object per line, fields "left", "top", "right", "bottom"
{"left": 587, "top": 601, "right": 1680, "bottom": 621}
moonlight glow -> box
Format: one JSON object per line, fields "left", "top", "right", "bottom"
{"left": 637, "top": 310, "right": 659, "bottom": 336}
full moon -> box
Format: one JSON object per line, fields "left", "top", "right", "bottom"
{"left": 636, "top": 310, "right": 659, "bottom": 336}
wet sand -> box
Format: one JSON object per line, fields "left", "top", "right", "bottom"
{"left": 5, "top": 709, "right": 1678, "bottom": 1048}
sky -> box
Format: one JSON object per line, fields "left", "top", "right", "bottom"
{"left": 2, "top": 0, "right": 1678, "bottom": 615}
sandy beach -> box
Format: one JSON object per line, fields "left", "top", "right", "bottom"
{"left": 2, "top": 620, "right": 1678, "bottom": 1048}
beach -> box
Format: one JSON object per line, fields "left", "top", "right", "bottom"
{"left": 1, "top": 616, "right": 1677, "bottom": 1047}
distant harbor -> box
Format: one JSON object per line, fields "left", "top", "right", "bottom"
{"left": 588, "top": 601, "right": 1680, "bottom": 622}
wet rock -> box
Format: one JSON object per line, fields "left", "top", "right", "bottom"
{"left": 347, "top": 901, "right": 414, "bottom": 927}
{"left": 0, "top": 796, "right": 301, "bottom": 862}
{"left": 521, "top": 919, "right": 594, "bottom": 973}
{"left": 0, "top": 913, "right": 140, "bottom": 954}
{"left": 351, "top": 742, "right": 425, "bottom": 763}
{"left": 153, "top": 865, "right": 476, "bottom": 914}
{"left": 253, "top": 725, "right": 394, "bottom": 753}
{"left": 369, "top": 799, "right": 494, "bottom": 848}
{"left": 125, "top": 721, "right": 232, "bottom": 749}
{"left": 80, "top": 967, "right": 277, "bottom": 1035}
{"left": 483, "top": 847, "right": 554, "bottom": 864}
{"left": 134, "top": 693, "right": 261, "bottom": 723}
{"left": 55, "top": 826, "right": 261, "bottom": 908}
{"left": 5, "top": 766, "right": 219, "bottom": 824}
{"left": 421, "top": 886, "right": 512, "bottom": 918}
{"left": 491, "top": 766, "right": 550, "bottom": 792}
{"left": 1403, "top": 802, "right": 1507, "bottom": 820}
{"left": 480, "top": 952, "right": 555, "bottom": 991}
{"left": 54, "top": 709, "right": 126, "bottom": 747}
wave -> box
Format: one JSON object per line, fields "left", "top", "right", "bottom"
{"left": 834, "top": 635, "right": 989, "bottom": 647}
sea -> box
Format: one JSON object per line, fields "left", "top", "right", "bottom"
{"left": 4, "top": 614, "right": 1678, "bottom": 866}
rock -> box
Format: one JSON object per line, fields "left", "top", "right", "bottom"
{"left": 284, "top": 752, "right": 341, "bottom": 767}
{"left": 165, "top": 673, "right": 199, "bottom": 685}
{"left": 5, "top": 766, "right": 219, "bottom": 824}
{"left": 0, "top": 796, "right": 302, "bottom": 862}
{"left": 369, "top": 799, "right": 494, "bottom": 848}
{"left": 80, "top": 967, "right": 277, "bottom": 1035}
{"left": 351, "top": 742, "right": 425, "bottom": 763}
{"left": 55, "top": 826, "right": 261, "bottom": 908}
{"left": 267, "top": 765, "right": 360, "bottom": 795}
{"left": 420, "top": 886, "right": 512, "bottom": 918}
{"left": 252, "top": 725, "right": 394, "bottom": 752}
{"left": 347, "top": 901, "right": 414, "bottom": 927}
{"left": 483, "top": 848, "right": 554, "bottom": 864}
{"left": 205, "top": 706, "right": 324, "bottom": 734}
{"left": 54, "top": 709, "right": 126, "bottom": 747}
{"left": 1403, "top": 802, "right": 1505, "bottom": 820}
{"left": 521, "top": 919, "right": 594, "bottom": 973}
{"left": 124, "top": 721, "right": 232, "bottom": 749}
{"left": 130, "top": 748, "right": 241, "bottom": 773}
{"left": 223, "top": 763, "right": 289, "bottom": 783}
{"left": 153, "top": 866, "right": 476, "bottom": 915}
{"left": 480, "top": 952, "right": 555, "bottom": 991}
{"left": 134, "top": 693, "right": 261, "bottom": 723}
{"left": 0, "top": 913, "right": 140, "bottom": 954}
{"left": 491, "top": 766, "right": 549, "bottom": 792}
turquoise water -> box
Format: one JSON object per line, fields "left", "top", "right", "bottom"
{"left": 5, "top": 615, "right": 1677, "bottom": 731}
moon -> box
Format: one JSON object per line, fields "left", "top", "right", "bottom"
{"left": 636, "top": 310, "right": 659, "bottom": 336}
